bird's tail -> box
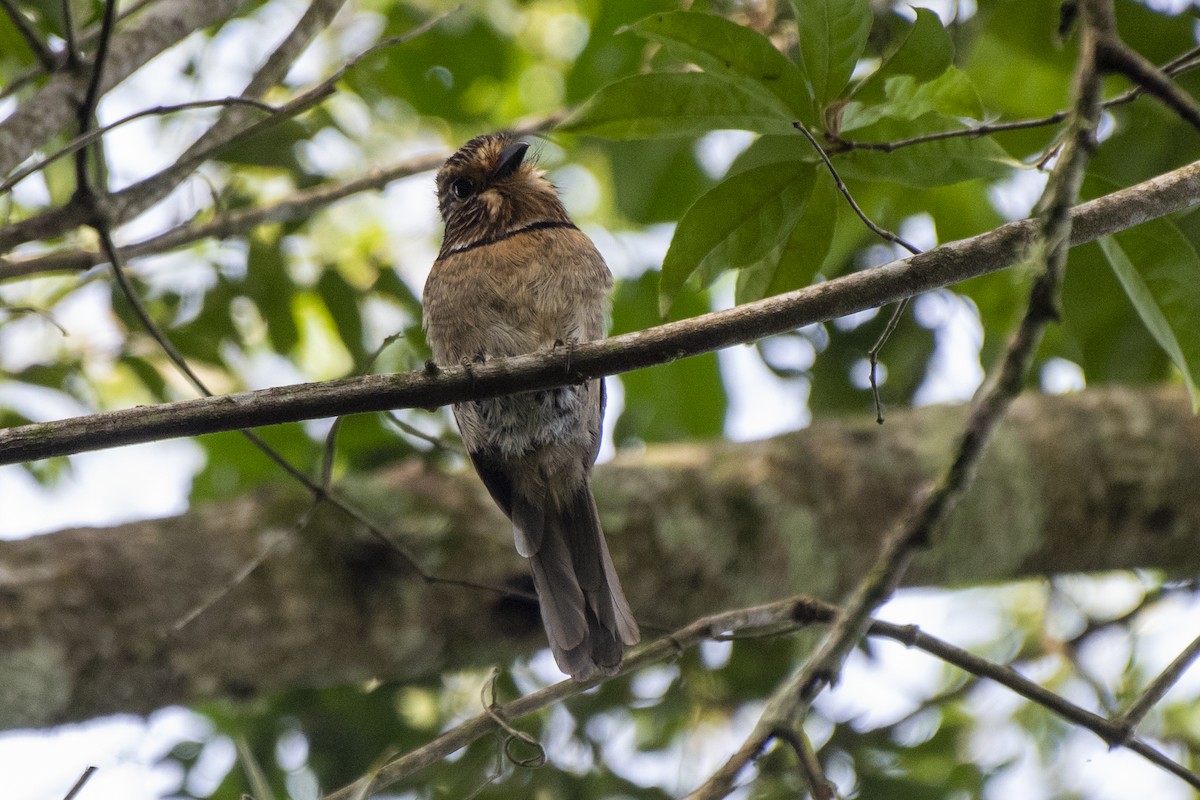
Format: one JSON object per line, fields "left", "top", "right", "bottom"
{"left": 515, "top": 486, "right": 639, "bottom": 681}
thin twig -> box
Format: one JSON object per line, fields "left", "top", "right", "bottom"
{"left": 480, "top": 668, "right": 545, "bottom": 768}
{"left": 321, "top": 594, "right": 1200, "bottom": 800}
{"left": 60, "top": 0, "right": 81, "bottom": 68}
{"left": 0, "top": 0, "right": 57, "bottom": 70}
{"left": 793, "top": 120, "right": 922, "bottom": 424}
{"left": 831, "top": 43, "right": 1200, "bottom": 155}
{"left": 0, "top": 98, "right": 277, "bottom": 196}
{"left": 1096, "top": 36, "right": 1200, "bottom": 133}
{"left": 61, "top": 766, "right": 98, "bottom": 800}
{"left": 168, "top": 511, "right": 313, "bottom": 633}
{"left": 1112, "top": 632, "right": 1200, "bottom": 739}
{"left": 387, "top": 411, "right": 464, "bottom": 453}
{"left": 1065, "top": 578, "right": 1199, "bottom": 651}
{"left": 778, "top": 727, "right": 835, "bottom": 800}
{"left": 688, "top": 3, "right": 1110, "bottom": 797}
{"left": 866, "top": 297, "right": 908, "bottom": 423}
{"left": 73, "top": 0, "right": 119, "bottom": 195}
{"left": 0, "top": 305, "right": 69, "bottom": 336}
{"left": 794, "top": 122, "right": 921, "bottom": 254}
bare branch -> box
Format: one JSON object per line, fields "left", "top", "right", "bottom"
{"left": 832, "top": 43, "right": 1200, "bottom": 155}
{"left": 0, "top": 114, "right": 558, "bottom": 282}
{"left": 1112, "top": 632, "right": 1200, "bottom": 739}
{"left": 0, "top": 98, "right": 277, "bottom": 197}
{"left": 322, "top": 597, "right": 817, "bottom": 800}
{"left": 1096, "top": 36, "right": 1200, "bottom": 132}
{"left": 689, "top": 1, "right": 1111, "bottom": 795}
{"left": 0, "top": 0, "right": 246, "bottom": 177}
{"left": 3, "top": 157, "right": 1198, "bottom": 465}
{"left": 323, "top": 593, "right": 1200, "bottom": 800}
{"left": 60, "top": 766, "right": 98, "bottom": 800}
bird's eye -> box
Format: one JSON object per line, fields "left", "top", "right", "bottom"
{"left": 451, "top": 178, "right": 475, "bottom": 200}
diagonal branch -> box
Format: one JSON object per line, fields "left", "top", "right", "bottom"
{"left": 688, "top": 1, "right": 1112, "bottom": 796}
{"left": 0, "top": 0, "right": 57, "bottom": 70}
{"left": 3, "top": 156, "right": 1199, "bottom": 466}
{"left": 0, "top": 115, "right": 558, "bottom": 282}
{"left": 0, "top": 0, "right": 247, "bottom": 177}
{"left": 1095, "top": 35, "right": 1200, "bottom": 132}
{"left": 322, "top": 594, "right": 1200, "bottom": 800}
{"left": 1112, "top": 632, "right": 1200, "bottom": 740}
{"left": 0, "top": 0, "right": 348, "bottom": 254}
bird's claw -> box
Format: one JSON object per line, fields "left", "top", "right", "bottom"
{"left": 553, "top": 337, "right": 579, "bottom": 373}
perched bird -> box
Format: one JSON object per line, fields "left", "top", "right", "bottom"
{"left": 422, "top": 133, "right": 640, "bottom": 680}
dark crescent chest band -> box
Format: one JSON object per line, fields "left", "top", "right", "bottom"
{"left": 442, "top": 219, "right": 578, "bottom": 257}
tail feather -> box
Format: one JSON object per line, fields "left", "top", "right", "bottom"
{"left": 517, "top": 486, "right": 640, "bottom": 680}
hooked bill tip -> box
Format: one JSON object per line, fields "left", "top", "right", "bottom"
{"left": 494, "top": 141, "right": 530, "bottom": 180}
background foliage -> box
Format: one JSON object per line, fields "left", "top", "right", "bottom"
{"left": 3, "top": 0, "right": 1200, "bottom": 797}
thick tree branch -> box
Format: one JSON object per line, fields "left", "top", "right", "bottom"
{"left": 3, "top": 158, "right": 1200, "bottom": 465}
{"left": 2, "top": 386, "right": 1198, "bottom": 730}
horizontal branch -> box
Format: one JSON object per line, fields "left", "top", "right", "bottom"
{"left": 327, "top": 587, "right": 1200, "bottom": 799}
{"left": 0, "top": 115, "right": 557, "bottom": 281}
{"left": 5, "top": 386, "right": 1199, "bottom": 729}
{"left": 2, "top": 158, "right": 1200, "bottom": 465}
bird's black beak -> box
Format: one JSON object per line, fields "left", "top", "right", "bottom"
{"left": 494, "top": 141, "right": 529, "bottom": 180}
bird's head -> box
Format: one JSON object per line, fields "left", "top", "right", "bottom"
{"left": 435, "top": 133, "right": 568, "bottom": 254}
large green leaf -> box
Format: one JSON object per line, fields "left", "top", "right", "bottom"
{"left": 736, "top": 168, "right": 838, "bottom": 303}
{"left": 1099, "top": 220, "right": 1200, "bottom": 408}
{"left": 852, "top": 8, "right": 954, "bottom": 106}
{"left": 611, "top": 272, "right": 726, "bottom": 443}
{"left": 834, "top": 113, "right": 1015, "bottom": 188}
{"left": 792, "top": 0, "right": 872, "bottom": 109}
{"left": 841, "top": 67, "right": 984, "bottom": 133}
{"left": 627, "top": 10, "right": 812, "bottom": 122}
{"left": 660, "top": 160, "right": 819, "bottom": 315}
{"left": 605, "top": 138, "right": 715, "bottom": 224}
{"left": 559, "top": 72, "right": 798, "bottom": 139}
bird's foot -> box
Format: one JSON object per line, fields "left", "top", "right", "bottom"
{"left": 553, "top": 336, "right": 579, "bottom": 373}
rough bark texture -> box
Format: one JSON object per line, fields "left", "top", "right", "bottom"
{"left": 1, "top": 386, "right": 1197, "bottom": 729}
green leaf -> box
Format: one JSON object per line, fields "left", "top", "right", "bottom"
{"left": 612, "top": 272, "right": 726, "bottom": 442}
{"left": 841, "top": 67, "right": 984, "bottom": 132}
{"left": 792, "top": 0, "right": 872, "bottom": 109}
{"left": 728, "top": 133, "right": 813, "bottom": 174}
{"left": 660, "top": 161, "right": 819, "bottom": 315}
{"left": 559, "top": 72, "right": 798, "bottom": 140}
{"left": 736, "top": 168, "right": 838, "bottom": 303}
{"left": 627, "top": 10, "right": 813, "bottom": 122}
{"left": 834, "top": 113, "right": 1015, "bottom": 188}
{"left": 317, "top": 269, "right": 366, "bottom": 366}
{"left": 607, "top": 138, "right": 715, "bottom": 224}
{"left": 1098, "top": 220, "right": 1200, "bottom": 408}
{"left": 853, "top": 8, "right": 954, "bottom": 106}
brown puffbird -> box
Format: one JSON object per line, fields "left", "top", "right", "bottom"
{"left": 422, "top": 133, "right": 640, "bottom": 680}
